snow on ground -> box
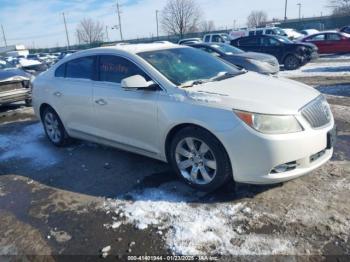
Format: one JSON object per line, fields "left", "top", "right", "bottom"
{"left": 318, "top": 53, "right": 350, "bottom": 62}
{"left": 0, "top": 123, "right": 60, "bottom": 168}
{"left": 279, "top": 61, "right": 350, "bottom": 78}
{"left": 103, "top": 181, "right": 297, "bottom": 256}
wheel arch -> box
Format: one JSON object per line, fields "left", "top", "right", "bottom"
{"left": 164, "top": 123, "right": 232, "bottom": 167}
{"left": 39, "top": 103, "right": 57, "bottom": 121}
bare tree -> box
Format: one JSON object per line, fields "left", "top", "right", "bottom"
{"left": 200, "top": 20, "right": 215, "bottom": 33}
{"left": 161, "top": 0, "right": 202, "bottom": 38}
{"left": 76, "top": 18, "right": 104, "bottom": 45}
{"left": 328, "top": 0, "right": 350, "bottom": 15}
{"left": 246, "top": 11, "right": 268, "bottom": 28}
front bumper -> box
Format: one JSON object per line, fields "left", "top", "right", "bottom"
{"left": 217, "top": 116, "right": 334, "bottom": 184}
{"left": 0, "top": 89, "right": 30, "bottom": 105}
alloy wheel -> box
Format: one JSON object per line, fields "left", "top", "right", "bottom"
{"left": 175, "top": 137, "right": 217, "bottom": 185}
{"left": 44, "top": 112, "right": 62, "bottom": 143}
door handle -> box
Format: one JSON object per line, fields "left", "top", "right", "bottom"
{"left": 95, "top": 99, "right": 107, "bottom": 106}
{"left": 53, "top": 91, "right": 62, "bottom": 97}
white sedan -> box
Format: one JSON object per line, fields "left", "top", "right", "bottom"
{"left": 32, "top": 42, "right": 336, "bottom": 191}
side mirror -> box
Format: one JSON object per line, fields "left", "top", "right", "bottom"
{"left": 121, "top": 75, "right": 152, "bottom": 90}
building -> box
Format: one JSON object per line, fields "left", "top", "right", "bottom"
{"left": 272, "top": 14, "right": 350, "bottom": 31}
{"left": 0, "top": 44, "right": 29, "bottom": 57}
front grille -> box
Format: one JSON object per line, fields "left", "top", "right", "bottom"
{"left": 0, "top": 81, "right": 26, "bottom": 92}
{"left": 301, "top": 96, "right": 331, "bottom": 128}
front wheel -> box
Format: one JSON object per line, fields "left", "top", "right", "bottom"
{"left": 169, "top": 127, "right": 233, "bottom": 192}
{"left": 284, "top": 55, "right": 300, "bottom": 70}
{"left": 42, "top": 107, "right": 71, "bottom": 147}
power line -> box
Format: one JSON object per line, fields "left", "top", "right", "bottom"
{"left": 1, "top": 25, "right": 7, "bottom": 47}
{"left": 62, "top": 12, "right": 70, "bottom": 49}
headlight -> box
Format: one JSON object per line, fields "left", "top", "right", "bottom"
{"left": 247, "top": 59, "right": 271, "bottom": 68}
{"left": 233, "top": 110, "right": 303, "bottom": 134}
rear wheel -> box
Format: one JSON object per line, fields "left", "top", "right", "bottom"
{"left": 42, "top": 107, "right": 71, "bottom": 147}
{"left": 284, "top": 55, "right": 300, "bottom": 70}
{"left": 169, "top": 127, "right": 233, "bottom": 192}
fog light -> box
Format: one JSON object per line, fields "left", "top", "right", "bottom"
{"left": 271, "top": 161, "right": 297, "bottom": 174}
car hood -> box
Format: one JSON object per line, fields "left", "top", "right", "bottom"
{"left": 0, "top": 68, "right": 30, "bottom": 83}
{"left": 293, "top": 41, "right": 317, "bottom": 50}
{"left": 231, "top": 52, "right": 276, "bottom": 61}
{"left": 185, "top": 72, "right": 320, "bottom": 115}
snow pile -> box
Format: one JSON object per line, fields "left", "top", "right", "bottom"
{"left": 104, "top": 182, "right": 296, "bottom": 255}
{"left": 0, "top": 123, "right": 60, "bottom": 168}
{"left": 279, "top": 61, "right": 350, "bottom": 78}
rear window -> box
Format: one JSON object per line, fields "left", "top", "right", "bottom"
{"left": 66, "top": 56, "right": 95, "bottom": 79}
{"left": 327, "top": 33, "right": 341, "bottom": 41}
{"left": 238, "top": 37, "right": 259, "bottom": 46}
{"left": 204, "top": 35, "right": 210, "bottom": 42}
{"left": 55, "top": 64, "right": 66, "bottom": 77}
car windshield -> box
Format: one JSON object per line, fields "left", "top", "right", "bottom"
{"left": 275, "top": 28, "right": 287, "bottom": 36}
{"left": 0, "top": 60, "right": 15, "bottom": 69}
{"left": 210, "top": 43, "right": 244, "bottom": 54}
{"left": 138, "top": 47, "right": 241, "bottom": 87}
{"left": 221, "top": 34, "right": 230, "bottom": 41}
{"left": 275, "top": 36, "right": 293, "bottom": 43}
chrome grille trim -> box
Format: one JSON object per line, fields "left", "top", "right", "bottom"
{"left": 300, "top": 96, "right": 331, "bottom": 128}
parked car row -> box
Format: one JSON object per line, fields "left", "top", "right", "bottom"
{"left": 231, "top": 35, "right": 318, "bottom": 70}
{"left": 31, "top": 42, "right": 336, "bottom": 191}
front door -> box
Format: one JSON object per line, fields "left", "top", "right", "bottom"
{"left": 92, "top": 55, "right": 160, "bottom": 155}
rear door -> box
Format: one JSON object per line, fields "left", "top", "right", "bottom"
{"left": 326, "top": 33, "right": 349, "bottom": 53}
{"left": 235, "top": 37, "right": 261, "bottom": 52}
{"left": 91, "top": 55, "right": 160, "bottom": 154}
{"left": 51, "top": 56, "right": 96, "bottom": 134}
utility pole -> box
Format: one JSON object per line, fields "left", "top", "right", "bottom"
{"left": 297, "top": 3, "right": 301, "bottom": 20}
{"left": 105, "top": 26, "right": 110, "bottom": 42}
{"left": 156, "top": 10, "right": 159, "bottom": 39}
{"left": 116, "top": 1, "right": 123, "bottom": 41}
{"left": 62, "top": 12, "right": 70, "bottom": 50}
{"left": 1, "top": 25, "right": 7, "bottom": 47}
{"left": 284, "top": 0, "right": 288, "bottom": 20}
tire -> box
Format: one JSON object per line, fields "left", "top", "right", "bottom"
{"left": 169, "top": 126, "right": 233, "bottom": 192}
{"left": 284, "top": 55, "right": 300, "bottom": 70}
{"left": 42, "top": 107, "right": 71, "bottom": 147}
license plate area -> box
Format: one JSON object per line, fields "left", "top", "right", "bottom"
{"left": 327, "top": 125, "right": 337, "bottom": 149}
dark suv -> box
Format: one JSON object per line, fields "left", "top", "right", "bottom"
{"left": 231, "top": 35, "right": 318, "bottom": 70}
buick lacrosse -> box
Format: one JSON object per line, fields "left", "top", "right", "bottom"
{"left": 32, "top": 42, "right": 336, "bottom": 191}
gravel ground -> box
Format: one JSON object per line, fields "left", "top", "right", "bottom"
{"left": 0, "top": 58, "right": 349, "bottom": 261}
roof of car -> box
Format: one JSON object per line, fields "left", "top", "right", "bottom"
{"left": 107, "top": 42, "right": 181, "bottom": 54}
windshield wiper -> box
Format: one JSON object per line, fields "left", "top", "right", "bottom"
{"left": 211, "top": 70, "right": 247, "bottom": 82}
{"left": 180, "top": 79, "right": 210, "bottom": 88}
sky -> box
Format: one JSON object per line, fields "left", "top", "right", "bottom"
{"left": 0, "top": 0, "right": 330, "bottom": 48}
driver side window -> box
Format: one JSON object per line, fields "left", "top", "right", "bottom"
{"left": 98, "top": 55, "right": 151, "bottom": 84}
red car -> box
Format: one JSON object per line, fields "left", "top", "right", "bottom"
{"left": 301, "top": 31, "right": 350, "bottom": 54}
